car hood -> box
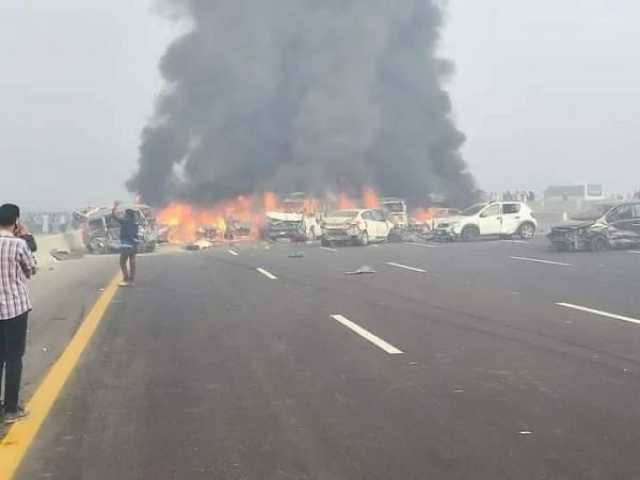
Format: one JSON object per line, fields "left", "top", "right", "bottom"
{"left": 551, "top": 221, "right": 595, "bottom": 231}
{"left": 266, "top": 212, "right": 303, "bottom": 222}
{"left": 323, "top": 216, "right": 356, "bottom": 226}
{"left": 437, "top": 215, "right": 467, "bottom": 225}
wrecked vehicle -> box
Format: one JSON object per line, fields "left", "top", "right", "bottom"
{"left": 321, "top": 209, "right": 392, "bottom": 246}
{"left": 224, "top": 219, "right": 252, "bottom": 239}
{"left": 79, "top": 205, "right": 158, "bottom": 254}
{"left": 548, "top": 201, "right": 640, "bottom": 251}
{"left": 265, "top": 193, "right": 321, "bottom": 241}
{"left": 434, "top": 201, "right": 537, "bottom": 241}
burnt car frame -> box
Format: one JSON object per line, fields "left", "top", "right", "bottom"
{"left": 547, "top": 201, "right": 640, "bottom": 251}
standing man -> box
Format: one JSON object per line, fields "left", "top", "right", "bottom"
{"left": 0, "top": 204, "right": 37, "bottom": 423}
{"left": 112, "top": 202, "right": 139, "bottom": 287}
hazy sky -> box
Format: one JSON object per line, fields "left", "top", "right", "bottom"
{"left": 1, "top": 0, "right": 639, "bottom": 210}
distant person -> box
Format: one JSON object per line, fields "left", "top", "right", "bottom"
{"left": 0, "top": 204, "right": 37, "bottom": 423}
{"left": 112, "top": 202, "right": 139, "bottom": 287}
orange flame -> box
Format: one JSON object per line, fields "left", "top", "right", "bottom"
{"left": 264, "top": 192, "right": 279, "bottom": 211}
{"left": 362, "top": 187, "right": 380, "bottom": 209}
{"left": 338, "top": 193, "right": 357, "bottom": 209}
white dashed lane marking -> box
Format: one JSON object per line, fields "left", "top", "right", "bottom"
{"left": 556, "top": 303, "right": 640, "bottom": 326}
{"left": 385, "top": 262, "right": 427, "bottom": 273}
{"left": 256, "top": 267, "right": 278, "bottom": 280}
{"left": 331, "top": 314, "right": 403, "bottom": 354}
{"left": 509, "top": 256, "right": 571, "bottom": 267}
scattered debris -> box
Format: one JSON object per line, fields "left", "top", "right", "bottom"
{"left": 50, "top": 249, "right": 84, "bottom": 261}
{"left": 345, "top": 265, "right": 376, "bottom": 275}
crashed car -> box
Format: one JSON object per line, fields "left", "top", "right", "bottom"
{"left": 321, "top": 209, "right": 392, "bottom": 246}
{"left": 434, "top": 201, "right": 537, "bottom": 241}
{"left": 79, "top": 205, "right": 158, "bottom": 254}
{"left": 548, "top": 201, "right": 640, "bottom": 251}
{"left": 265, "top": 211, "right": 319, "bottom": 241}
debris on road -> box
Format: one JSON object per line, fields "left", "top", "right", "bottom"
{"left": 345, "top": 265, "right": 376, "bottom": 275}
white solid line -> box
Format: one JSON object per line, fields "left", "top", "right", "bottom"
{"left": 405, "top": 243, "right": 437, "bottom": 248}
{"left": 385, "top": 262, "right": 427, "bottom": 273}
{"left": 331, "top": 314, "right": 403, "bottom": 354}
{"left": 509, "top": 256, "right": 571, "bottom": 267}
{"left": 320, "top": 246, "right": 338, "bottom": 252}
{"left": 256, "top": 267, "right": 278, "bottom": 280}
{"left": 556, "top": 302, "right": 640, "bottom": 326}
{"left": 227, "top": 249, "right": 239, "bottom": 256}
{"left": 631, "top": 251, "right": 640, "bottom": 254}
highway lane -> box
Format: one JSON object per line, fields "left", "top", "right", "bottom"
{"left": 10, "top": 239, "right": 640, "bottom": 479}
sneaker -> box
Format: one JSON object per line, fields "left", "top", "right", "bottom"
{"left": 4, "top": 406, "right": 28, "bottom": 424}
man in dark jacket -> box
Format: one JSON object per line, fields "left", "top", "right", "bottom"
{"left": 112, "top": 202, "right": 139, "bottom": 287}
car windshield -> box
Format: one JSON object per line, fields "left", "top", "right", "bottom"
{"left": 383, "top": 203, "right": 404, "bottom": 213}
{"left": 570, "top": 204, "right": 615, "bottom": 221}
{"left": 460, "top": 204, "right": 487, "bottom": 216}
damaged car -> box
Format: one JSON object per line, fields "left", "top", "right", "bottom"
{"left": 549, "top": 201, "right": 640, "bottom": 251}
{"left": 79, "top": 205, "right": 158, "bottom": 254}
{"left": 321, "top": 209, "right": 392, "bottom": 246}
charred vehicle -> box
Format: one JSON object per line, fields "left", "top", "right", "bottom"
{"left": 264, "top": 193, "right": 321, "bottom": 241}
{"left": 79, "top": 205, "right": 158, "bottom": 254}
{"left": 548, "top": 201, "right": 640, "bottom": 251}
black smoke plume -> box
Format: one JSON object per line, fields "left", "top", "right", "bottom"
{"left": 128, "top": 0, "right": 476, "bottom": 207}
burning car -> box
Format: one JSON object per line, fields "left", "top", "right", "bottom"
{"left": 78, "top": 204, "right": 158, "bottom": 254}
{"left": 264, "top": 193, "right": 321, "bottom": 241}
{"left": 434, "top": 201, "right": 537, "bottom": 241}
{"left": 548, "top": 201, "right": 640, "bottom": 251}
{"left": 321, "top": 209, "right": 392, "bottom": 246}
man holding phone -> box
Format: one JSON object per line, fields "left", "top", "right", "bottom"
{"left": 0, "top": 203, "right": 37, "bottom": 423}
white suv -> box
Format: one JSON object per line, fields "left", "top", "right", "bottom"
{"left": 434, "top": 202, "right": 537, "bottom": 241}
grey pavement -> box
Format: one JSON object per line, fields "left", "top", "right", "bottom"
{"left": 10, "top": 238, "right": 640, "bottom": 479}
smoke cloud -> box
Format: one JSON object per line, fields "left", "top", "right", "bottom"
{"left": 128, "top": 0, "right": 476, "bottom": 207}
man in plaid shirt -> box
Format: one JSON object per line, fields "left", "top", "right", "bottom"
{"left": 0, "top": 204, "right": 37, "bottom": 423}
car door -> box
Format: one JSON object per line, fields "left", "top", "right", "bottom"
{"left": 500, "top": 203, "right": 522, "bottom": 235}
{"left": 371, "top": 209, "right": 389, "bottom": 239}
{"left": 606, "top": 204, "right": 635, "bottom": 240}
{"left": 630, "top": 204, "right": 640, "bottom": 242}
{"left": 477, "top": 203, "right": 502, "bottom": 235}
{"left": 361, "top": 211, "right": 375, "bottom": 237}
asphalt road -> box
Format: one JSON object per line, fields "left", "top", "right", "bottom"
{"left": 10, "top": 238, "right": 640, "bottom": 479}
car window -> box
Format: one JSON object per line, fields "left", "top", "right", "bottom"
{"left": 481, "top": 204, "right": 500, "bottom": 217}
{"left": 361, "top": 211, "right": 373, "bottom": 221}
{"left": 503, "top": 203, "right": 520, "bottom": 215}
{"left": 609, "top": 205, "right": 634, "bottom": 222}
{"left": 372, "top": 210, "right": 386, "bottom": 222}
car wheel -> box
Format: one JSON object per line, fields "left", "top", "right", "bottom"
{"left": 358, "top": 231, "right": 369, "bottom": 246}
{"left": 590, "top": 235, "right": 610, "bottom": 252}
{"left": 461, "top": 226, "right": 479, "bottom": 242}
{"left": 518, "top": 222, "right": 536, "bottom": 240}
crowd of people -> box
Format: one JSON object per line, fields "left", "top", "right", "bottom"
{"left": 487, "top": 190, "right": 536, "bottom": 203}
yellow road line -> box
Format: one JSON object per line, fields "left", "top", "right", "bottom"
{"left": 0, "top": 272, "right": 121, "bottom": 479}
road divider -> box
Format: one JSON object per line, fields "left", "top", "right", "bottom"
{"left": 509, "top": 256, "right": 571, "bottom": 267}
{"left": 331, "top": 314, "right": 403, "bottom": 354}
{"left": 385, "top": 262, "right": 427, "bottom": 273}
{"left": 256, "top": 267, "right": 278, "bottom": 280}
{"left": 0, "top": 272, "right": 121, "bottom": 479}
{"left": 556, "top": 302, "right": 640, "bottom": 326}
